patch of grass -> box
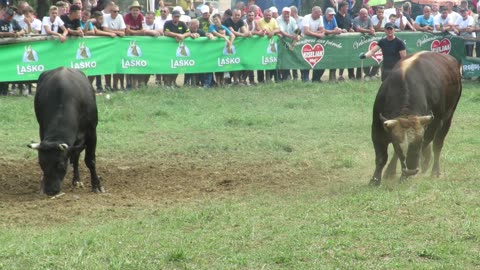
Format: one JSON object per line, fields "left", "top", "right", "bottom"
{"left": 1, "top": 81, "right": 480, "bottom": 269}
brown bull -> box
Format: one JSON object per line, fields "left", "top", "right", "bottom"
{"left": 370, "top": 51, "right": 462, "bottom": 186}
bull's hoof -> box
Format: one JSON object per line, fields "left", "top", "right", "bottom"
{"left": 92, "top": 186, "right": 106, "bottom": 193}
{"left": 369, "top": 177, "right": 381, "bottom": 186}
{"left": 73, "top": 181, "right": 84, "bottom": 188}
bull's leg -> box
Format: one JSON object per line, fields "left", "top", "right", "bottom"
{"left": 421, "top": 120, "right": 440, "bottom": 173}
{"left": 421, "top": 143, "right": 432, "bottom": 173}
{"left": 70, "top": 151, "right": 84, "bottom": 188}
{"left": 383, "top": 152, "right": 398, "bottom": 179}
{"left": 370, "top": 139, "right": 389, "bottom": 186}
{"left": 85, "top": 131, "right": 105, "bottom": 193}
{"left": 432, "top": 118, "right": 452, "bottom": 177}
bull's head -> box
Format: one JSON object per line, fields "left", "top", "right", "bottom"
{"left": 381, "top": 114, "right": 433, "bottom": 178}
{"left": 28, "top": 142, "right": 70, "bottom": 196}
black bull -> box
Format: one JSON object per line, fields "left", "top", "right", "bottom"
{"left": 28, "top": 67, "right": 105, "bottom": 195}
{"left": 370, "top": 51, "right": 462, "bottom": 186}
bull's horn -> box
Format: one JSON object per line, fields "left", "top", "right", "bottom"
{"left": 383, "top": 120, "right": 398, "bottom": 130}
{"left": 58, "top": 143, "right": 69, "bottom": 151}
{"left": 418, "top": 115, "right": 434, "bottom": 125}
{"left": 379, "top": 113, "right": 389, "bottom": 123}
{"left": 28, "top": 143, "right": 41, "bottom": 150}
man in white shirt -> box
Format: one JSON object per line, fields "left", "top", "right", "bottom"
{"left": 371, "top": 5, "right": 386, "bottom": 31}
{"left": 303, "top": 6, "right": 325, "bottom": 82}
{"left": 434, "top": 7, "right": 454, "bottom": 32}
{"left": 102, "top": 4, "right": 126, "bottom": 36}
{"left": 455, "top": 7, "right": 475, "bottom": 56}
{"left": 19, "top": 6, "right": 42, "bottom": 34}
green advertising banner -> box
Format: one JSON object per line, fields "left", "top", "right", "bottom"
{"left": 277, "top": 32, "right": 465, "bottom": 70}
{"left": 462, "top": 56, "right": 480, "bottom": 78}
{"left": 0, "top": 36, "right": 278, "bottom": 82}
{"left": 0, "top": 33, "right": 468, "bottom": 82}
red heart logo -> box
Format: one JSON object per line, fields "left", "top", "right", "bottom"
{"left": 369, "top": 41, "right": 383, "bottom": 64}
{"left": 431, "top": 38, "right": 451, "bottom": 54}
{"left": 301, "top": 43, "right": 324, "bottom": 68}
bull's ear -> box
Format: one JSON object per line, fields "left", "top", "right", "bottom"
{"left": 28, "top": 143, "right": 41, "bottom": 150}
{"left": 418, "top": 115, "right": 434, "bottom": 126}
{"left": 383, "top": 120, "right": 398, "bottom": 131}
{"left": 58, "top": 143, "right": 69, "bottom": 151}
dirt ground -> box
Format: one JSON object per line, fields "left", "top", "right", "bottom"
{"left": 0, "top": 156, "right": 331, "bottom": 227}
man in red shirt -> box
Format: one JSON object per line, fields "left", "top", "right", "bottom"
{"left": 124, "top": 0, "right": 145, "bottom": 89}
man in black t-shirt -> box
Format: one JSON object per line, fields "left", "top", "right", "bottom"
{"left": 59, "top": 4, "right": 83, "bottom": 36}
{"left": 359, "top": 22, "right": 407, "bottom": 81}
{"left": 164, "top": 10, "right": 191, "bottom": 87}
{"left": 335, "top": 2, "right": 354, "bottom": 81}
{"left": 224, "top": 9, "right": 251, "bottom": 85}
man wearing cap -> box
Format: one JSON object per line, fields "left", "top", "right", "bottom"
{"left": 172, "top": 6, "right": 191, "bottom": 25}
{"left": 198, "top": 4, "right": 210, "bottom": 32}
{"left": 0, "top": 8, "right": 25, "bottom": 95}
{"left": 359, "top": 22, "right": 406, "bottom": 81}
{"left": 269, "top": 6, "right": 278, "bottom": 19}
{"left": 323, "top": 7, "right": 345, "bottom": 82}
{"left": 257, "top": 8, "right": 280, "bottom": 83}
{"left": 454, "top": 7, "right": 475, "bottom": 57}
{"left": 164, "top": 9, "right": 191, "bottom": 87}
{"left": 0, "top": 8, "right": 25, "bottom": 38}
{"left": 414, "top": 6, "right": 434, "bottom": 32}
{"left": 277, "top": 6, "right": 299, "bottom": 81}
{"left": 125, "top": 1, "right": 144, "bottom": 36}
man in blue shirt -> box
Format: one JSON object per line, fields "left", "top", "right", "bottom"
{"left": 323, "top": 7, "right": 346, "bottom": 81}
{"left": 414, "top": 6, "right": 434, "bottom": 32}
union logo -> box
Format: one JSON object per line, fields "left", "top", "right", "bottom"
{"left": 431, "top": 38, "right": 451, "bottom": 54}
{"left": 301, "top": 43, "right": 324, "bottom": 68}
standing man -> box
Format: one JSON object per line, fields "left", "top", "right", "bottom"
{"left": 277, "top": 6, "right": 299, "bottom": 81}
{"left": 125, "top": 0, "right": 145, "bottom": 89}
{"left": 336, "top": 2, "right": 355, "bottom": 81}
{"left": 303, "top": 6, "right": 325, "bottom": 83}
{"left": 164, "top": 9, "right": 191, "bottom": 87}
{"left": 414, "top": 6, "right": 434, "bottom": 32}
{"left": 323, "top": 7, "right": 345, "bottom": 82}
{"left": 257, "top": 8, "right": 280, "bottom": 83}
{"left": 359, "top": 22, "right": 406, "bottom": 81}
{"left": 353, "top": 8, "right": 375, "bottom": 80}
{"left": 103, "top": 4, "right": 126, "bottom": 91}
{"left": 60, "top": 4, "right": 84, "bottom": 37}
{"left": 225, "top": 8, "right": 251, "bottom": 85}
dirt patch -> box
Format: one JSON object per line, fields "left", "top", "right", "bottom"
{"left": 0, "top": 156, "right": 332, "bottom": 228}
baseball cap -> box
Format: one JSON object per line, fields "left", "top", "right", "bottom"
{"left": 172, "top": 6, "right": 185, "bottom": 15}
{"left": 200, "top": 5, "right": 209, "bottom": 13}
{"left": 171, "top": 10, "right": 181, "bottom": 16}
{"left": 384, "top": 22, "right": 395, "bottom": 29}
{"left": 282, "top": 7, "right": 291, "bottom": 13}
{"left": 459, "top": 7, "right": 467, "bottom": 12}
{"left": 269, "top": 6, "right": 278, "bottom": 13}
{"left": 5, "top": 8, "right": 15, "bottom": 17}
{"left": 326, "top": 7, "right": 336, "bottom": 15}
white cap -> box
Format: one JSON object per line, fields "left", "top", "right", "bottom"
{"left": 173, "top": 6, "right": 185, "bottom": 15}
{"left": 200, "top": 5, "right": 209, "bottom": 13}
{"left": 326, "top": 7, "right": 336, "bottom": 15}
{"left": 269, "top": 6, "right": 278, "bottom": 13}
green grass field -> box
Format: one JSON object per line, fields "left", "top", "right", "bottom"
{"left": 0, "top": 80, "right": 479, "bottom": 269}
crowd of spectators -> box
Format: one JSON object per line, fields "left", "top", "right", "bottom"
{"left": 0, "top": 0, "right": 479, "bottom": 94}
